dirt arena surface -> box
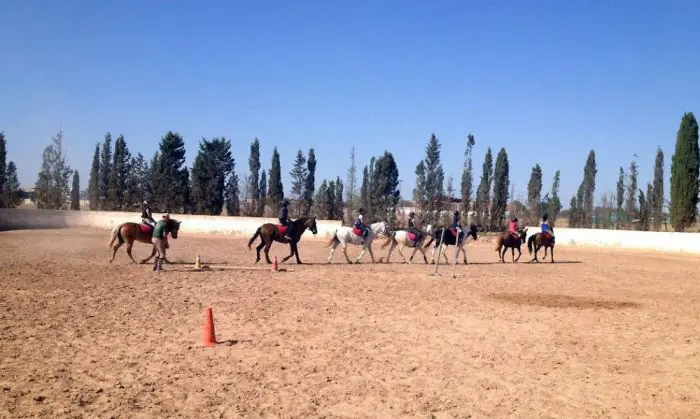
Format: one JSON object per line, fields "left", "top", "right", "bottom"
{"left": 1, "top": 228, "right": 699, "bottom": 418}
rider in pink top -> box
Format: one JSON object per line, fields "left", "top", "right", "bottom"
{"left": 508, "top": 217, "right": 519, "bottom": 236}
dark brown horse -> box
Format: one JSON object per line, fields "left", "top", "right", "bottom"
{"left": 527, "top": 231, "right": 555, "bottom": 263}
{"left": 494, "top": 228, "right": 528, "bottom": 263}
{"left": 108, "top": 219, "right": 181, "bottom": 264}
{"left": 247, "top": 216, "right": 318, "bottom": 264}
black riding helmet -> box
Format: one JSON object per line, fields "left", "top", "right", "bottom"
{"left": 511, "top": 216, "right": 518, "bottom": 222}
{"left": 408, "top": 211, "right": 415, "bottom": 217}
{"left": 454, "top": 210, "right": 459, "bottom": 216}
{"left": 542, "top": 213, "right": 549, "bottom": 221}
{"left": 282, "top": 199, "right": 290, "bottom": 206}
{"left": 358, "top": 208, "right": 365, "bottom": 214}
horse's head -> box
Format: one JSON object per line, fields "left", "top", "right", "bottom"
{"left": 371, "top": 220, "right": 390, "bottom": 237}
{"left": 519, "top": 227, "right": 528, "bottom": 241}
{"left": 304, "top": 216, "right": 318, "bottom": 235}
{"left": 168, "top": 219, "right": 181, "bottom": 239}
{"left": 467, "top": 224, "right": 478, "bottom": 241}
{"left": 424, "top": 224, "right": 433, "bottom": 234}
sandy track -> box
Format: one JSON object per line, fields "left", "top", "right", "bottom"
{"left": 1, "top": 229, "right": 699, "bottom": 418}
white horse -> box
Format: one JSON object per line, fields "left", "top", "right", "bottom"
{"left": 380, "top": 225, "right": 433, "bottom": 264}
{"left": 326, "top": 221, "right": 390, "bottom": 264}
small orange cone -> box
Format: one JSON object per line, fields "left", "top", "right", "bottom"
{"left": 202, "top": 307, "right": 216, "bottom": 347}
{"left": 272, "top": 256, "right": 278, "bottom": 272}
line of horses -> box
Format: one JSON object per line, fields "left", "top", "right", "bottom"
{"left": 107, "top": 215, "right": 556, "bottom": 266}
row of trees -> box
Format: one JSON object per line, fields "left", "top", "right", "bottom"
{"left": 23, "top": 111, "right": 700, "bottom": 232}
{"left": 0, "top": 133, "right": 24, "bottom": 208}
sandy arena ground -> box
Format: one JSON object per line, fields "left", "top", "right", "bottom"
{"left": 1, "top": 228, "right": 699, "bottom": 418}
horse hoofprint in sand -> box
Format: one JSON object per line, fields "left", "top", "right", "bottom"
{"left": 381, "top": 224, "right": 433, "bottom": 264}
{"left": 326, "top": 221, "right": 390, "bottom": 264}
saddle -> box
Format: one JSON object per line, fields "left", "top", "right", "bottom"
{"left": 277, "top": 224, "right": 288, "bottom": 236}
{"left": 140, "top": 222, "right": 169, "bottom": 248}
{"left": 352, "top": 227, "right": 364, "bottom": 237}
{"left": 407, "top": 232, "right": 417, "bottom": 242}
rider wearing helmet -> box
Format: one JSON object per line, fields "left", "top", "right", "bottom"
{"left": 141, "top": 200, "right": 156, "bottom": 227}
{"left": 451, "top": 210, "right": 462, "bottom": 235}
{"left": 540, "top": 213, "right": 554, "bottom": 238}
{"left": 354, "top": 208, "right": 369, "bottom": 243}
{"left": 407, "top": 211, "right": 422, "bottom": 243}
{"left": 279, "top": 199, "right": 292, "bottom": 241}
{"left": 508, "top": 216, "right": 519, "bottom": 238}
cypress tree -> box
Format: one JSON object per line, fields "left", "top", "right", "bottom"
{"left": 152, "top": 131, "right": 188, "bottom": 213}
{"left": 370, "top": 152, "right": 400, "bottom": 223}
{"left": 107, "top": 135, "right": 130, "bottom": 210}
{"left": 547, "top": 170, "right": 562, "bottom": 223}
{"left": 248, "top": 138, "right": 261, "bottom": 216}
{"left": 71, "top": 171, "right": 80, "bottom": 210}
{"left": 652, "top": 147, "right": 664, "bottom": 230}
{"left": 267, "top": 147, "right": 284, "bottom": 214}
{"left": 360, "top": 165, "right": 370, "bottom": 215}
{"left": 334, "top": 176, "right": 344, "bottom": 221}
{"left": 289, "top": 149, "right": 307, "bottom": 216}
{"left": 4, "top": 161, "right": 22, "bottom": 208}
{"left": 259, "top": 170, "right": 267, "bottom": 216}
{"left": 490, "top": 148, "right": 509, "bottom": 229}
{"left": 99, "top": 133, "right": 112, "bottom": 210}
{"left": 475, "top": 147, "right": 493, "bottom": 229}
{"left": 460, "top": 133, "right": 476, "bottom": 219}
{"left": 0, "top": 132, "right": 6, "bottom": 207}
{"left": 578, "top": 150, "right": 597, "bottom": 228}
{"left": 88, "top": 144, "right": 100, "bottom": 210}
{"left": 670, "top": 112, "right": 699, "bottom": 231}
{"left": 527, "top": 164, "right": 543, "bottom": 225}
{"left": 626, "top": 156, "right": 639, "bottom": 222}
{"left": 423, "top": 134, "right": 444, "bottom": 224}
{"left": 302, "top": 148, "right": 316, "bottom": 216}
{"left": 345, "top": 146, "right": 358, "bottom": 223}
{"left": 35, "top": 130, "right": 72, "bottom": 210}
{"left": 616, "top": 167, "right": 625, "bottom": 227}
{"left": 314, "top": 180, "right": 329, "bottom": 218}
{"left": 413, "top": 161, "right": 427, "bottom": 213}
{"left": 224, "top": 170, "right": 240, "bottom": 216}
{"left": 325, "top": 180, "right": 336, "bottom": 220}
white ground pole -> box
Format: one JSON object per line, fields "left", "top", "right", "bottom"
{"left": 430, "top": 228, "right": 447, "bottom": 276}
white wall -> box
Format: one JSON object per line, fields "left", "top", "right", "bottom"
{"left": 1, "top": 209, "right": 698, "bottom": 253}
{"left": 0, "top": 209, "right": 342, "bottom": 239}
{"left": 522, "top": 225, "right": 700, "bottom": 254}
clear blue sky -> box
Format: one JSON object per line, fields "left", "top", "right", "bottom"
{"left": 1, "top": 0, "right": 698, "bottom": 208}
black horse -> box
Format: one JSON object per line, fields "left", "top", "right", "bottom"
{"left": 423, "top": 224, "right": 478, "bottom": 264}
{"left": 247, "top": 216, "right": 318, "bottom": 264}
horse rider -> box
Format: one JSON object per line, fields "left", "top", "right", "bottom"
{"left": 540, "top": 213, "right": 554, "bottom": 239}
{"left": 279, "top": 199, "right": 293, "bottom": 241}
{"left": 354, "top": 208, "right": 370, "bottom": 243}
{"left": 151, "top": 213, "right": 170, "bottom": 271}
{"left": 407, "top": 211, "right": 422, "bottom": 243}
{"left": 141, "top": 200, "right": 156, "bottom": 227}
{"left": 451, "top": 210, "right": 463, "bottom": 237}
{"left": 508, "top": 216, "right": 519, "bottom": 239}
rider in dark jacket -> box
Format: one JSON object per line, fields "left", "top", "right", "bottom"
{"left": 279, "top": 199, "right": 292, "bottom": 241}
{"left": 407, "top": 212, "right": 422, "bottom": 243}
{"left": 141, "top": 200, "right": 156, "bottom": 227}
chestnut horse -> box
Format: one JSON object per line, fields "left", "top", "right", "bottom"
{"left": 527, "top": 230, "right": 555, "bottom": 263}
{"left": 108, "top": 219, "right": 181, "bottom": 264}
{"left": 247, "top": 216, "right": 318, "bottom": 264}
{"left": 494, "top": 228, "right": 528, "bottom": 263}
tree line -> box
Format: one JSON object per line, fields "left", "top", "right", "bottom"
{"left": 17, "top": 111, "right": 700, "bottom": 232}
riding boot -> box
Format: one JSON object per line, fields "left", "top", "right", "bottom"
{"left": 157, "top": 257, "right": 163, "bottom": 271}
{"left": 152, "top": 257, "right": 159, "bottom": 271}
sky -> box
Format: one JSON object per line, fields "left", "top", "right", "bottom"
{"left": 1, "top": 0, "right": 699, "bottom": 208}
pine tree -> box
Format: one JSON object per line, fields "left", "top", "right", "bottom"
{"left": 88, "top": 144, "right": 100, "bottom": 210}
{"left": 267, "top": 147, "right": 284, "bottom": 215}
{"left": 652, "top": 147, "right": 664, "bottom": 230}
{"left": 361, "top": 165, "right": 371, "bottom": 215}
{"left": 325, "top": 180, "right": 336, "bottom": 220}
{"left": 314, "top": 180, "right": 329, "bottom": 218}
{"left": 413, "top": 160, "right": 427, "bottom": 213}
{"left": 578, "top": 150, "right": 597, "bottom": 228}
{"left": 99, "top": 133, "right": 112, "bottom": 210}
{"left": 446, "top": 176, "right": 454, "bottom": 200}
{"left": 345, "top": 146, "right": 358, "bottom": 223}
{"left": 474, "top": 147, "right": 493, "bottom": 229}
{"left": 527, "top": 164, "right": 543, "bottom": 226}
{"left": 616, "top": 167, "right": 625, "bottom": 227}
{"left": 190, "top": 137, "right": 233, "bottom": 215}
{"left": 334, "top": 176, "right": 344, "bottom": 221}
{"left": 151, "top": 131, "right": 189, "bottom": 213}
{"left": 547, "top": 170, "right": 562, "bottom": 224}
{"left": 569, "top": 196, "right": 578, "bottom": 227}
{"left": 125, "top": 153, "right": 151, "bottom": 208}
{"left": 290, "top": 149, "right": 307, "bottom": 216}
{"left": 71, "top": 171, "right": 80, "bottom": 210}
{"left": 626, "top": 156, "right": 639, "bottom": 222}
{"left": 107, "top": 135, "right": 131, "bottom": 211}
{"left": 423, "top": 134, "right": 444, "bottom": 224}
{"left": 224, "top": 170, "right": 240, "bottom": 216}
{"left": 490, "top": 148, "right": 510, "bottom": 229}
{"left": 35, "top": 130, "right": 72, "bottom": 210}
{"left": 638, "top": 184, "right": 652, "bottom": 231}
{"left": 259, "top": 170, "right": 267, "bottom": 216}
{"left": 4, "top": 161, "right": 22, "bottom": 208}
{"left": 370, "top": 151, "right": 400, "bottom": 224}
{"left": 0, "top": 132, "right": 6, "bottom": 207}
{"left": 248, "top": 138, "right": 261, "bottom": 216}
{"left": 670, "top": 112, "right": 699, "bottom": 231}
{"left": 460, "top": 133, "right": 476, "bottom": 219}
{"left": 302, "top": 148, "right": 316, "bottom": 216}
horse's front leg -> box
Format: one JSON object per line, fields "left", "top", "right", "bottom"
{"left": 140, "top": 246, "right": 156, "bottom": 264}
{"left": 550, "top": 245, "right": 555, "bottom": 263}
{"left": 368, "top": 245, "right": 376, "bottom": 263}
{"left": 419, "top": 245, "right": 429, "bottom": 264}
{"left": 342, "top": 243, "right": 353, "bottom": 264}
{"left": 264, "top": 241, "right": 273, "bottom": 264}
{"left": 500, "top": 247, "right": 507, "bottom": 263}
{"left": 327, "top": 240, "right": 339, "bottom": 264}
{"left": 515, "top": 246, "right": 522, "bottom": 262}
{"left": 281, "top": 242, "right": 295, "bottom": 263}
{"left": 126, "top": 242, "right": 139, "bottom": 264}
{"left": 441, "top": 244, "right": 450, "bottom": 264}
{"left": 255, "top": 242, "right": 265, "bottom": 264}
{"left": 461, "top": 243, "right": 468, "bottom": 264}
{"left": 399, "top": 244, "right": 408, "bottom": 263}
{"left": 355, "top": 244, "right": 367, "bottom": 263}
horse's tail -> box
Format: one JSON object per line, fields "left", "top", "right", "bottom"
{"left": 381, "top": 231, "right": 396, "bottom": 249}
{"left": 527, "top": 234, "right": 535, "bottom": 254}
{"left": 107, "top": 224, "right": 124, "bottom": 248}
{"left": 423, "top": 233, "right": 435, "bottom": 248}
{"left": 247, "top": 227, "right": 261, "bottom": 250}
{"left": 493, "top": 235, "right": 502, "bottom": 251}
{"left": 326, "top": 230, "right": 339, "bottom": 247}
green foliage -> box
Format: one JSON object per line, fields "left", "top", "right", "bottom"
{"left": 151, "top": 131, "right": 189, "bottom": 213}
{"left": 460, "top": 133, "right": 476, "bottom": 217}
{"left": 35, "top": 130, "right": 73, "bottom": 210}
{"left": 224, "top": 170, "right": 240, "bottom": 216}
{"left": 490, "top": 148, "right": 509, "bottom": 229}
{"left": 314, "top": 180, "right": 329, "bottom": 218}
{"left": 290, "top": 149, "right": 308, "bottom": 216}
{"left": 267, "top": 147, "right": 284, "bottom": 214}
{"left": 670, "top": 112, "right": 699, "bottom": 231}
{"left": 626, "top": 156, "right": 638, "bottom": 221}
{"left": 575, "top": 150, "right": 597, "bottom": 228}
{"left": 652, "top": 147, "right": 664, "bottom": 230}
{"left": 248, "top": 138, "right": 261, "bottom": 216}
{"left": 88, "top": 144, "right": 100, "bottom": 210}
{"left": 423, "top": 134, "right": 444, "bottom": 224}
{"left": 616, "top": 166, "right": 625, "bottom": 211}
{"left": 474, "top": 147, "right": 493, "bottom": 229}
{"left": 190, "top": 137, "right": 233, "bottom": 215}
{"left": 259, "top": 170, "right": 267, "bottom": 216}
{"left": 527, "top": 164, "right": 543, "bottom": 225}
{"left": 0, "top": 132, "right": 6, "bottom": 207}
{"left": 370, "top": 151, "right": 400, "bottom": 224}
{"left": 638, "top": 184, "right": 652, "bottom": 231}
{"left": 547, "top": 170, "right": 562, "bottom": 224}
{"left": 107, "top": 135, "right": 131, "bottom": 210}
{"left": 4, "top": 161, "right": 22, "bottom": 208}
{"left": 71, "top": 171, "right": 80, "bottom": 210}
{"left": 302, "top": 148, "right": 316, "bottom": 216}
{"left": 413, "top": 160, "right": 426, "bottom": 212}
{"left": 99, "top": 133, "right": 112, "bottom": 209}
{"left": 345, "top": 146, "right": 358, "bottom": 224}
{"left": 125, "top": 153, "right": 151, "bottom": 208}
{"left": 334, "top": 176, "right": 344, "bottom": 221}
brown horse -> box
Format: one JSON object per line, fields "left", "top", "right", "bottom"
{"left": 527, "top": 231, "right": 555, "bottom": 263}
{"left": 247, "top": 216, "right": 318, "bottom": 264}
{"left": 494, "top": 228, "right": 528, "bottom": 263}
{"left": 108, "top": 219, "right": 181, "bottom": 264}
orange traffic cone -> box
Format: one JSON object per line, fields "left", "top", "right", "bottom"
{"left": 202, "top": 307, "right": 216, "bottom": 347}
{"left": 272, "top": 256, "right": 278, "bottom": 272}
